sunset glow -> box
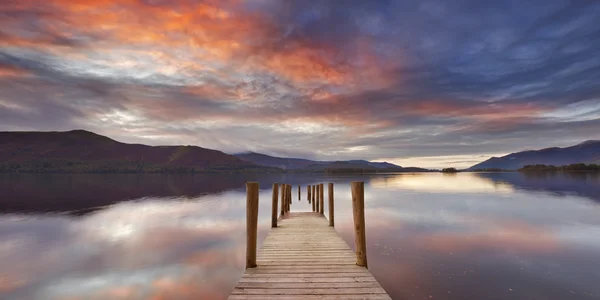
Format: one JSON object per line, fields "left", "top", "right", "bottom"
{"left": 1, "top": 0, "right": 599, "bottom": 168}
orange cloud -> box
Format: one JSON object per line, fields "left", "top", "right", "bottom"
{"left": 1, "top": 0, "right": 389, "bottom": 88}
{"left": 0, "top": 275, "right": 25, "bottom": 293}
{"left": 0, "top": 65, "right": 31, "bottom": 78}
{"left": 404, "top": 100, "right": 551, "bottom": 120}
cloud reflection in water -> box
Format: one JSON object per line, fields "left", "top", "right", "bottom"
{"left": 0, "top": 173, "right": 599, "bottom": 300}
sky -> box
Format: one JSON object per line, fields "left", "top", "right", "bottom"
{"left": 1, "top": 0, "right": 599, "bottom": 168}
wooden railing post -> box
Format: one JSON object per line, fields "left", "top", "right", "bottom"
{"left": 351, "top": 181, "right": 367, "bottom": 268}
{"left": 272, "top": 183, "right": 279, "bottom": 228}
{"left": 312, "top": 185, "right": 316, "bottom": 211}
{"left": 280, "top": 183, "right": 285, "bottom": 216}
{"left": 319, "top": 183, "right": 324, "bottom": 215}
{"left": 246, "top": 182, "right": 259, "bottom": 268}
{"left": 328, "top": 183, "right": 334, "bottom": 226}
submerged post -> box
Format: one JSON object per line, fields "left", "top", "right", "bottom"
{"left": 280, "top": 184, "right": 285, "bottom": 216}
{"left": 319, "top": 183, "right": 324, "bottom": 215}
{"left": 328, "top": 182, "right": 334, "bottom": 226}
{"left": 272, "top": 183, "right": 279, "bottom": 228}
{"left": 351, "top": 181, "right": 367, "bottom": 268}
{"left": 246, "top": 182, "right": 259, "bottom": 268}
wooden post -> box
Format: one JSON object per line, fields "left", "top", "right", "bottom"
{"left": 307, "top": 185, "right": 310, "bottom": 201}
{"left": 289, "top": 184, "right": 292, "bottom": 209}
{"left": 298, "top": 185, "right": 300, "bottom": 201}
{"left": 272, "top": 183, "right": 279, "bottom": 228}
{"left": 280, "top": 183, "right": 285, "bottom": 216}
{"left": 319, "top": 183, "right": 324, "bottom": 215}
{"left": 246, "top": 182, "right": 259, "bottom": 268}
{"left": 312, "top": 185, "right": 316, "bottom": 211}
{"left": 315, "top": 184, "right": 321, "bottom": 212}
{"left": 284, "top": 184, "right": 288, "bottom": 213}
{"left": 351, "top": 181, "right": 367, "bottom": 268}
{"left": 315, "top": 184, "right": 319, "bottom": 212}
{"left": 288, "top": 184, "right": 292, "bottom": 211}
{"left": 328, "top": 183, "right": 334, "bottom": 226}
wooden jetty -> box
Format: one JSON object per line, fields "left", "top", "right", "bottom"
{"left": 228, "top": 182, "right": 391, "bottom": 300}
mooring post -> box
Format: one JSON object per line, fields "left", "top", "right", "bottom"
{"left": 246, "top": 182, "right": 259, "bottom": 268}
{"left": 351, "top": 181, "right": 367, "bottom": 268}
{"left": 315, "top": 184, "right": 320, "bottom": 212}
{"left": 288, "top": 184, "right": 292, "bottom": 211}
{"left": 319, "top": 183, "right": 324, "bottom": 215}
{"left": 328, "top": 183, "right": 334, "bottom": 226}
{"left": 280, "top": 183, "right": 285, "bottom": 216}
{"left": 284, "top": 184, "right": 288, "bottom": 213}
{"left": 287, "top": 184, "right": 291, "bottom": 212}
{"left": 313, "top": 184, "right": 319, "bottom": 212}
{"left": 312, "top": 185, "right": 316, "bottom": 211}
{"left": 272, "top": 183, "right": 279, "bottom": 228}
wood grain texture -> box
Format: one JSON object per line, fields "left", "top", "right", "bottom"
{"left": 245, "top": 182, "right": 259, "bottom": 269}
{"left": 319, "top": 183, "right": 324, "bottom": 215}
{"left": 229, "top": 212, "right": 390, "bottom": 299}
{"left": 328, "top": 182, "right": 334, "bottom": 227}
{"left": 271, "top": 183, "right": 279, "bottom": 228}
{"left": 311, "top": 185, "right": 316, "bottom": 212}
{"left": 351, "top": 181, "right": 368, "bottom": 268}
{"left": 315, "top": 184, "right": 321, "bottom": 212}
{"left": 280, "top": 183, "right": 285, "bottom": 216}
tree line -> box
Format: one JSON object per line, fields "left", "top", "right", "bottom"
{"left": 519, "top": 163, "right": 600, "bottom": 172}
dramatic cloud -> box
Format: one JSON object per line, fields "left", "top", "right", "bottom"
{"left": 1, "top": 0, "right": 600, "bottom": 167}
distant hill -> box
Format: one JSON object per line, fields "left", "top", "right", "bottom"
{"left": 468, "top": 140, "right": 600, "bottom": 171}
{"left": 0, "top": 130, "right": 269, "bottom": 173}
{"left": 235, "top": 152, "right": 429, "bottom": 172}
{"left": 235, "top": 152, "right": 324, "bottom": 169}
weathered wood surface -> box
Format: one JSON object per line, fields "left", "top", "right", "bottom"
{"left": 228, "top": 212, "right": 391, "bottom": 300}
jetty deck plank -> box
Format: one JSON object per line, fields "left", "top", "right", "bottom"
{"left": 228, "top": 212, "right": 391, "bottom": 300}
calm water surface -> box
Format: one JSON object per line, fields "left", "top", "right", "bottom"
{"left": 1, "top": 172, "right": 599, "bottom": 300}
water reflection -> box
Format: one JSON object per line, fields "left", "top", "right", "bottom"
{"left": 1, "top": 173, "right": 599, "bottom": 300}
{"left": 371, "top": 172, "right": 514, "bottom": 193}
{"left": 475, "top": 172, "right": 600, "bottom": 202}
{"left": 1, "top": 195, "right": 250, "bottom": 300}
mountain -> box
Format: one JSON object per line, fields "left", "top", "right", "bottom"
{"left": 0, "top": 130, "right": 268, "bottom": 173}
{"left": 234, "top": 152, "right": 429, "bottom": 172}
{"left": 468, "top": 140, "right": 600, "bottom": 170}
{"left": 234, "top": 152, "right": 326, "bottom": 169}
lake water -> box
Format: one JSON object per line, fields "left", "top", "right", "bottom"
{"left": 1, "top": 172, "right": 599, "bottom": 300}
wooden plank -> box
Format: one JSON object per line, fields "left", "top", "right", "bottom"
{"left": 239, "top": 277, "right": 377, "bottom": 283}
{"left": 228, "top": 212, "right": 391, "bottom": 299}
{"left": 241, "top": 273, "right": 375, "bottom": 279}
{"left": 234, "top": 282, "right": 382, "bottom": 288}
{"left": 231, "top": 287, "right": 388, "bottom": 295}
{"left": 229, "top": 296, "right": 392, "bottom": 300}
